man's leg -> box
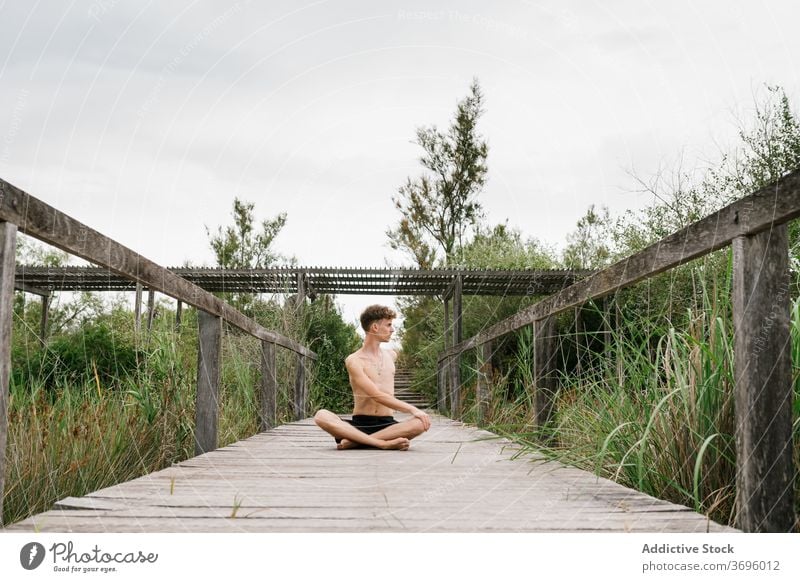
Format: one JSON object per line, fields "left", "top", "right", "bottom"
{"left": 313, "top": 410, "right": 409, "bottom": 450}
{"left": 337, "top": 417, "right": 427, "bottom": 450}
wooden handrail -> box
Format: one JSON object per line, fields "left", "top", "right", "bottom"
{"left": 0, "top": 178, "right": 317, "bottom": 525}
{"left": 0, "top": 177, "right": 315, "bottom": 359}
{"left": 439, "top": 167, "right": 800, "bottom": 361}
{"left": 436, "top": 167, "right": 800, "bottom": 533}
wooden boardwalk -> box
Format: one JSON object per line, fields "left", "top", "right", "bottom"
{"left": 4, "top": 414, "right": 736, "bottom": 533}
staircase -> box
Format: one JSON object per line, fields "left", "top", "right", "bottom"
{"left": 394, "top": 369, "right": 433, "bottom": 410}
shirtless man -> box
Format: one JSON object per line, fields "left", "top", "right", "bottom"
{"left": 313, "top": 305, "right": 431, "bottom": 450}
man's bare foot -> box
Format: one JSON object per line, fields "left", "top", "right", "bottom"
{"left": 337, "top": 439, "right": 357, "bottom": 450}
{"left": 379, "top": 437, "right": 410, "bottom": 450}
{"left": 336, "top": 437, "right": 409, "bottom": 450}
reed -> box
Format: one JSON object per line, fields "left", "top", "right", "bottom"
{"left": 2, "top": 315, "right": 295, "bottom": 525}
{"left": 477, "top": 264, "right": 799, "bottom": 527}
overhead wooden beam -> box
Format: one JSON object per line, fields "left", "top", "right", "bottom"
{"left": 13, "top": 280, "right": 50, "bottom": 297}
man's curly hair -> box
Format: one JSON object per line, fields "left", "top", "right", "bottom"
{"left": 360, "top": 304, "right": 397, "bottom": 332}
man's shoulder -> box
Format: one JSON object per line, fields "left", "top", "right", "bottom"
{"left": 344, "top": 350, "right": 362, "bottom": 367}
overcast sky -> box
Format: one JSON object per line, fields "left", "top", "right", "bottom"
{"left": 2, "top": 0, "right": 799, "bottom": 332}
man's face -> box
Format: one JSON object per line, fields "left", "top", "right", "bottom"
{"left": 371, "top": 318, "right": 394, "bottom": 342}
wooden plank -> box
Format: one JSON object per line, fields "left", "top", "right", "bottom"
{"left": 4, "top": 413, "right": 737, "bottom": 533}
{"left": 0, "top": 178, "right": 315, "bottom": 358}
{"left": 440, "top": 167, "right": 800, "bottom": 358}
{"left": 476, "top": 341, "right": 492, "bottom": 426}
{"left": 0, "top": 221, "right": 16, "bottom": 525}
{"left": 195, "top": 310, "right": 221, "bottom": 455}
{"left": 732, "top": 224, "right": 795, "bottom": 532}
{"left": 260, "top": 340, "right": 277, "bottom": 430}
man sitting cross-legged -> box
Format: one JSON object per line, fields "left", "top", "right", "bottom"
{"left": 314, "top": 305, "right": 431, "bottom": 450}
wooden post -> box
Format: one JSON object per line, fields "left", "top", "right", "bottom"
{"left": 0, "top": 221, "right": 17, "bottom": 525}
{"left": 533, "top": 315, "right": 557, "bottom": 435}
{"left": 453, "top": 274, "right": 463, "bottom": 348}
{"left": 602, "top": 296, "right": 611, "bottom": 358}
{"left": 294, "top": 353, "right": 307, "bottom": 420}
{"left": 195, "top": 310, "right": 221, "bottom": 456}
{"left": 443, "top": 297, "right": 451, "bottom": 351}
{"left": 437, "top": 357, "right": 447, "bottom": 414}
{"left": 450, "top": 275, "right": 463, "bottom": 418}
{"left": 574, "top": 305, "right": 582, "bottom": 376}
{"left": 296, "top": 271, "right": 306, "bottom": 308}
{"left": 39, "top": 292, "right": 50, "bottom": 344}
{"left": 449, "top": 352, "right": 461, "bottom": 419}
{"left": 146, "top": 288, "right": 155, "bottom": 332}
{"left": 477, "top": 341, "right": 492, "bottom": 426}
{"left": 615, "top": 301, "right": 623, "bottom": 387}
{"left": 442, "top": 298, "right": 450, "bottom": 413}
{"left": 134, "top": 282, "right": 142, "bottom": 333}
{"left": 260, "top": 340, "right": 277, "bottom": 430}
{"left": 732, "top": 224, "right": 795, "bottom": 532}
{"left": 175, "top": 300, "right": 182, "bottom": 332}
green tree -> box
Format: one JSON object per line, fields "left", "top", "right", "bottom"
{"left": 205, "top": 198, "right": 290, "bottom": 314}
{"left": 563, "top": 204, "right": 613, "bottom": 269}
{"left": 388, "top": 79, "right": 489, "bottom": 267}
{"left": 207, "top": 198, "right": 288, "bottom": 269}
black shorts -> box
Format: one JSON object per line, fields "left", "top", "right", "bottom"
{"left": 334, "top": 415, "right": 398, "bottom": 444}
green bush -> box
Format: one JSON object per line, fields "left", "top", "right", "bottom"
{"left": 12, "top": 322, "right": 140, "bottom": 390}
{"left": 305, "top": 299, "right": 361, "bottom": 413}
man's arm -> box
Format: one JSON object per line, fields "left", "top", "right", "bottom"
{"left": 346, "top": 357, "right": 430, "bottom": 430}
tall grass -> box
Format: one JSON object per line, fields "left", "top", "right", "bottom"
{"left": 2, "top": 312, "right": 301, "bottom": 526}
{"left": 463, "top": 267, "right": 799, "bottom": 528}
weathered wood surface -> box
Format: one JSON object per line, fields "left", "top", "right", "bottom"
{"left": 0, "top": 178, "right": 315, "bottom": 358}
{"left": 476, "top": 341, "right": 492, "bottom": 425}
{"left": 293, "top": 354, "right": 308, "bottom": 421}
{"left": 259, "top": 340, "right": 277, "bottom": 431}
{"left": 0, "top": 221, "right": 17, "bottom": 524}
{"left": 533, "top": 316, "right": 557, "bottom": 433}
{"left": 732, "top": 225, "right": 795, "bottom": 532}
{"left": 436, "top": 359, "right": 447, "bottom": 414}
{"left": 440, "top": 167, "right": 800, "bottom": 359}
{"left": 3, "top": 414, "right": 737, "bottom": 533}
{"left": 195, "top": 311, "right": 222, "bottom": 456}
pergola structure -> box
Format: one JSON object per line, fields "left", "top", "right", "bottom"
{"left": 14, "top": 265, "right": 591, "bottom": 346}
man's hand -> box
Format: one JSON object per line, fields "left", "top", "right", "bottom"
{"left": 410, "top": 407, "right": 431, "bottom": 431}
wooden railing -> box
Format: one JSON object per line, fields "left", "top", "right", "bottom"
{"left": 0, "top": 177, "right": 317, "bottom": 522}
{"left": 437, "top": 168, "right": 800, "bottom": 532}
